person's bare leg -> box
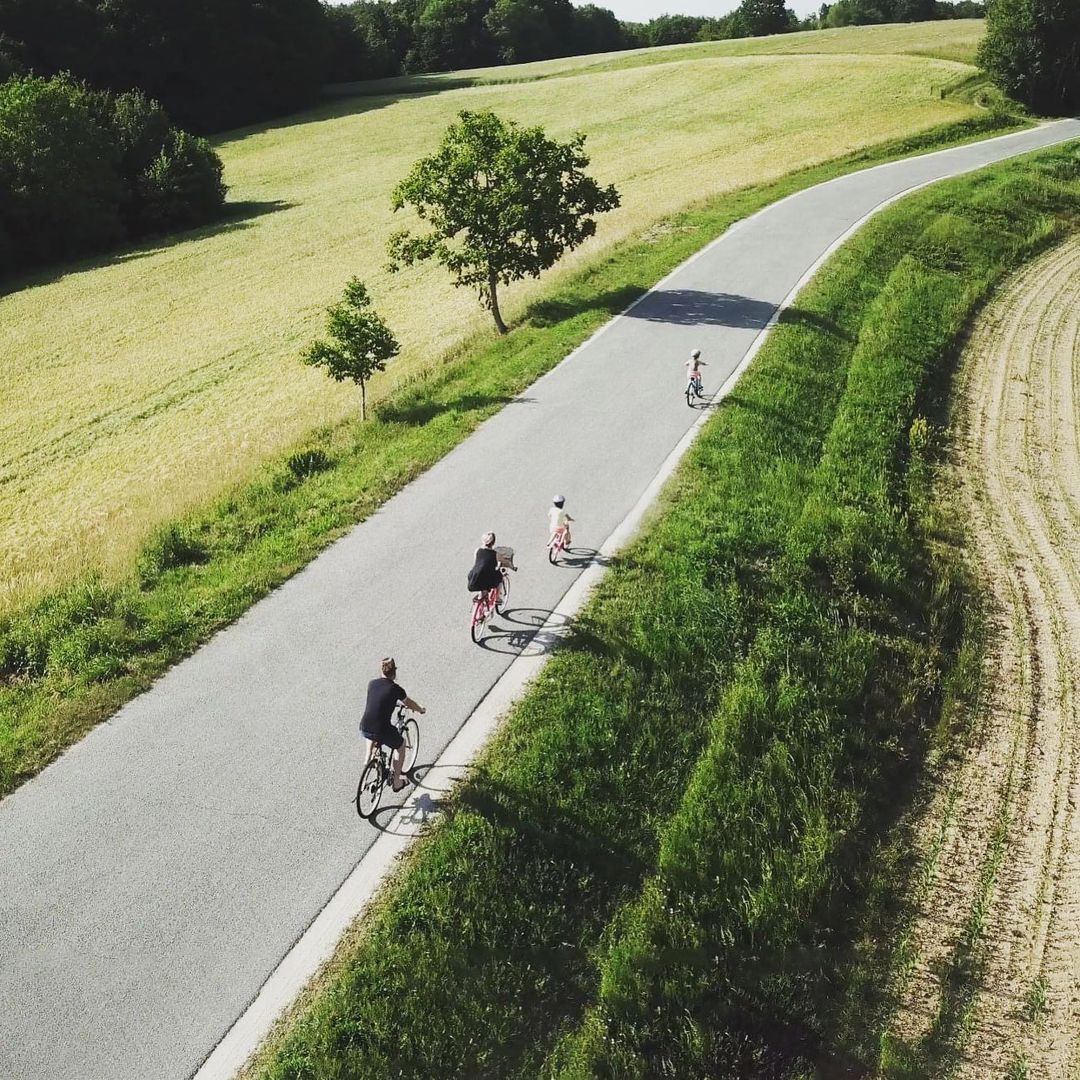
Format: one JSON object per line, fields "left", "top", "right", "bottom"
{"left": 391, "top": 745, "right": 407, "bottom": 788}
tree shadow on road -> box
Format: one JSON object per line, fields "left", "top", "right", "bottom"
{"left": 626, "top": 289, "right": 849, "bottom": 339}
{"left": 628, "top": 288, "right": 777, "bottom": 328}
{"left": 376, "top": 393, "right": 537, "bottom": 427}
{"left": 525, "top": 283, "right": 647, "bottom": 327}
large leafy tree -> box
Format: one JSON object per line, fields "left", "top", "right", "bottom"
{"left": 979, "top": 0, "right": 1080, "bottom": 115}
{"left": 388, "top": 110, "right": 620, "bottom": 334}
{"left": 405, "top": 0, "right": 497, "bottom": 73}
{"left": 302, "top": 278, "right": 399, "bottom": 420}
{"left": 736, "top": 0, "right": 795, "bottom": 35}
{"left": 484, "top": 0, "right": 558, "bottom": 63}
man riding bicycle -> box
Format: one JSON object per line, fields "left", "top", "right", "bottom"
{"left": 360, "top": 657, "right": 425, "bottom": 793}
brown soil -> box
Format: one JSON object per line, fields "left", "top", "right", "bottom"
{"left": 885, "top": 237, "right": 1080, "bottom": 1078}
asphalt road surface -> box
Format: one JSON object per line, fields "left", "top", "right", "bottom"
{"left": 3, "top": 120, "right": 1079, "bottom": 1080}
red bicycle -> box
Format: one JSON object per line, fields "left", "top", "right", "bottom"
{"left": 469, "top": 549, "right": 514, "bottom": 643}
{"left": 548, "top": 525, "right": 570, "bottom": 564}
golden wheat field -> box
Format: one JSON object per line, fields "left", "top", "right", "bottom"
{"left": 0, "top": 22, "right": 984, "bottom": 611}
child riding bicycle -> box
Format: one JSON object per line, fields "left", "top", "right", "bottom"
{"left": 548, "top": 495, "right": 574, "bottom": 550}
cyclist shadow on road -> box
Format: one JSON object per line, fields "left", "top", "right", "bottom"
{"left": 554, "top": 545, "right": 610, "bottom": 570}
{"left": 478, "top": 606, "right": 571, "bottom": 656}
{"left": 363, "top": 779, "right": 443, "bottom": 835}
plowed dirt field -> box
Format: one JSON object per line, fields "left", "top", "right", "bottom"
{"left": 888, "top": 236, "right": 1080, "bottom": 1077}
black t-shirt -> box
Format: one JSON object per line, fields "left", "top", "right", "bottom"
{"left": 360, "top": 677, "right": 406, "bottom": 736}
{"left": 468, "top": 547, "right": 502, "bottom": 592}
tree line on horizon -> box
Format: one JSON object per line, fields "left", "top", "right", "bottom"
{"left": 322, "top": 0, "right": 986, "bottom": 83}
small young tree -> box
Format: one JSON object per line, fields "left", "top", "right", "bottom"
{"left": 302, "top": 278, "right": 399, "bottom": 420}
{"left": 387, "top": 109, "right": 620, "bottom": 334}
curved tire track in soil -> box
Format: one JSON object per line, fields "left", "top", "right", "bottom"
{"left": 888, "top": 237, "right": 1080, "bottom": 1077}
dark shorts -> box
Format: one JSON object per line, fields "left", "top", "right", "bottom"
{"left": 362, "top": 722, "right": 403, "bottom": 751}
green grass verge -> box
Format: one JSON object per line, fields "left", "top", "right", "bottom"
{"left": 244, "top": 143, "right": 1080, "bottom": 1079}
{"left": 0, "top": 111, "right": 1023, "bottom": 802}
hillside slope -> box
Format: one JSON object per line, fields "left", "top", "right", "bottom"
{"left": 0, "top": 23, "right": 983, "bottom": 611}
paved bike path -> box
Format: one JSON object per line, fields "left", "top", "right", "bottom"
{"left": 3, "top": 121, "right": 1079, "bottom": 1080}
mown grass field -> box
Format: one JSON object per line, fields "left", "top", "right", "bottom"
{"left": 0, "top": 21, "right": 985, "bottom": 611}
{"left": 340, "top": 19, "right": 986, "bottom": 94}
{"left": 245, "top": 144, "right": 1080, "bottom": 1080}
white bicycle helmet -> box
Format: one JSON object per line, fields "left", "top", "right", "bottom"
{"left": 553, "top": 495, "right": 565, "bottom": 507}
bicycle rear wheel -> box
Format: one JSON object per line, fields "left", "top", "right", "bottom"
{"left": 400, "top": 718, "right": 420, "bottom": 775}
{"left": 548, "top": 540, "right": 558, "bottom": 564}
{"left": 470, "top": 597, "right": 488, "bottom": 643}
{"left": 685, "top": 382, "right": 694, "bottom": 407}
{"left": 355, "top": 756, "right": 384, "bottom": 818}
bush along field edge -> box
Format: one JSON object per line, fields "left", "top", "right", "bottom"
{"left": 0, "top": 111, "right": 1023, "bottom": 800}
{"left": 242, "top": 143, "right": 1080, "bottom": 1080}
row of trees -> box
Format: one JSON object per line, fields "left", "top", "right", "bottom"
{"left": 817, "top": 0, "right": 984, "bottom": 27}
{"left": 322, "top": 0, "right": 990, "bottom": 81}
{"left": 0, "top": 75, "right": 225, "bottom": 279}
{"left": 0, "top": 0, "right": 328, "bottom": 133}
{"left": 322, "top": 0, "right": 803, "bottom": 81}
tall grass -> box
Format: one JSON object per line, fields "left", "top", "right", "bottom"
{"left": 248, "top": 143, "right": 1080, "bottom": 1080}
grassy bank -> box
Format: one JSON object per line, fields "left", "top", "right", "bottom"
{"left": 0, "top": 112, "right": 1022, "bottom": 801}
{"left": 0, "top": 22, "right": 984, "bottom": 609}
{"left": 246, "top": 144, "right": 1080, "bottom": 1079}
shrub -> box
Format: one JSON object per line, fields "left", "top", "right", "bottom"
{"left": 0, "top": 75, "right": 227, "bottom": 279}
{"left": 138, "top": 522, "right": 211, "bottom": 584}
{"left": 979, "top": 0, "right": 1080, "bottom": 115}
{"left": 0, "top": 74, "right": 123, "bottom": 269}
{"left": 286, "top": 448, "right": 333, "bottom": 480}
{"left": 91, "top": 89, "right": 174, "bottom": 235}
{"left": 136, "top": 129, "right": 226, "bottom": 234}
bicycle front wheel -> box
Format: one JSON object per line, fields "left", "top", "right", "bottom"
{"left": 495, "top": 573, "right": 509, "bottom": 613}
{"left": 400, "top": 718, "right": 420, "bottom": 775}
{"left": 355, "top": 756, "right": 385, "bottom": 818}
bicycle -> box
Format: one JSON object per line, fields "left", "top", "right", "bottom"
{"left": 685, "top": 370, "right": 704, "bottom": 406}
{"left": 548, "top": 525, "right": 569, "bottom": 564}
{"left": 470, "top": 568, "right": 509, "bottom": 643}
{"left": 355, "top": 706, "right": 420, "bottom": 819}
{"left": 469, "top": 548, "right": 514, "bottom": 643}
